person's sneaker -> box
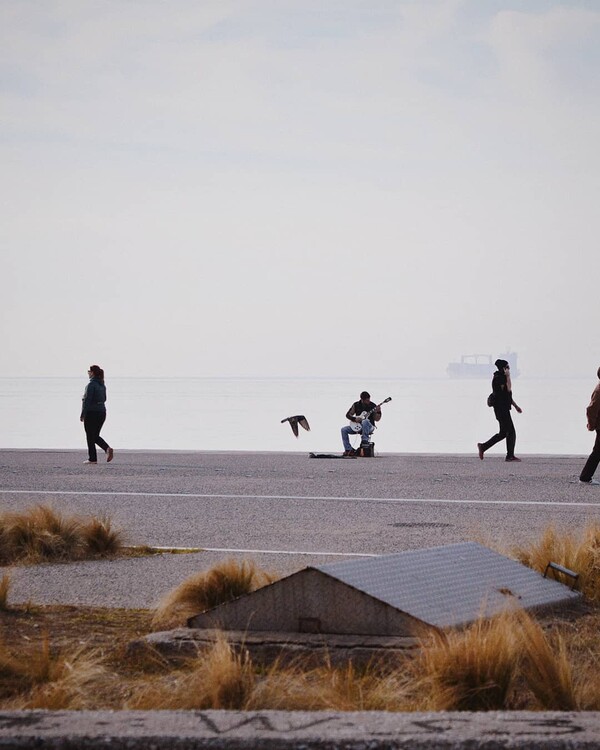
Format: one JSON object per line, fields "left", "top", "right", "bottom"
{"left": 505, "top": 456, "right": 522, "bottom": 462}
{"left": 106, "top": 447, "right": 114, "bottom": 463}
{"left": 579, "top": 479, "right": 600, "bottom": 485}
{"left": 83, "top": 460, "right": 97, "bottom": 464}
{"left": 477, "top": 443, "right": 484, "bottom": 460}
{"left": 343, "top": 450, "right": 354, "bottom": 456}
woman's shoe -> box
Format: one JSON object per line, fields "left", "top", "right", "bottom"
{"left": 106, "top": 447, "right": 114, "bottom": 463}
{"left": 83, "top": 460, "right": 97, "bottom": 464}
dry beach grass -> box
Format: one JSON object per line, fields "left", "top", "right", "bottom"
{"left": 0, "top": 505, "right": 123, "bottom": 564}
{"left": 152, "top": 558, "right": 278, "bottom": 630}
{"left": 511, "top": 522, "right": 600, "bottom": 601}
{"left": 0, "top": 600, "right": 599, "bottom": 711}
{"left": 1, "top": 517, "right": 600, "bottom": 712}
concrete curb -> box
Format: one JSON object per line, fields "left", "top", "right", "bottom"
{"left": 130, "top": 627, "right": 419, "bottom": 667}
{"left": 1, "top": 710, "right": 600, "bottom": 749}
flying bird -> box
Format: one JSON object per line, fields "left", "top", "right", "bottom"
{"left": 281, "top": 415, "right": 310, "bottom": 437}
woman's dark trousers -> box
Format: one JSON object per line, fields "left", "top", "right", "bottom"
{"left": 480, "top": 407, "right": 516, "bottom": 459}
{"left": 84, "top": 412, "right": 109, "bottom": 462}
{"left": 580, "top": 430, "right": 600, "bottom": 482}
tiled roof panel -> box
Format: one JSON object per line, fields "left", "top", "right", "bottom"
{"left": 314, "top": 542, "right": 580, "bottom": 628}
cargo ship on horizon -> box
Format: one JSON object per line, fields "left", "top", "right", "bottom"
{"left": 447, "top": 352, "right": 519, "bottom": 379}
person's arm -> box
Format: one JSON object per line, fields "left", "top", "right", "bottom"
{"left": 373, "top": 406, "right": 382, "bottom": 422}
{"left": 586, "top": 385, "right": 600, "bottom": 431}
{"left": 80, "top": 383, "right": 91, "bottom": 422}
{"left": 504, "top": 368, "right": 522, "bottom": 412}
{"left": 346, "top": 404, "right": 360, "bottom": 422}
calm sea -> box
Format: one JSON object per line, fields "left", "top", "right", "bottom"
{"left": 0, "top": 377, "right": 595, "bottom": 455}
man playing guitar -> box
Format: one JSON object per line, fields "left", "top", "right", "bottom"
{"left": 341, "top": 391, "right": 383, "bottom": 456}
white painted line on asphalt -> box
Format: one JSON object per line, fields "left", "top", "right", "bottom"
{"left": 200, "top": 547, "right": 378, "bottom": 557}
{"left": 0, "top": 489, "right": 598, "bottom": 508}
{"left": 130, "top": 544, "right": 377, "bottom": 558}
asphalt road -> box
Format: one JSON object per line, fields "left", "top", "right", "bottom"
{"left": 1, "top": 449, "right": 598, "bottom": 609}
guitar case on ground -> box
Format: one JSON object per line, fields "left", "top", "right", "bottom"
{"left": 309, "top": 453, "right": 357, "bottom": 459}
{"left": 309, "top": 444, "right": 375, "bottom": 458}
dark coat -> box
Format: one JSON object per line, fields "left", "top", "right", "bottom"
{"left": 81, "top": 377, "right": 106, "bottom": 419}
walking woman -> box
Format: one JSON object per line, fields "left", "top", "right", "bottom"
{"left": 579, "top": 366, "right": 600, "bottom": 485}
{"left": 81, "top": 365, "right": 114, "bottom": 464}
{"left": 477, "top": 358, "right": 523, "bottom": 462}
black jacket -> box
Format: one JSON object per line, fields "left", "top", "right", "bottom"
{"left": 491, "top": 370, "right": 512, "bottom": 410}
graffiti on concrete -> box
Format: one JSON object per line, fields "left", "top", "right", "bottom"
{"left": 0, "top": 710, "right": 592, "bottom": 744}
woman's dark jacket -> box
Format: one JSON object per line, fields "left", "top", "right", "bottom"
{"left": 81, "top": 377, "right": 106, "bottom": 419}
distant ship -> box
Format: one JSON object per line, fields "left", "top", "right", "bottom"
{"left": 447, "top": 352, "right": 519, "bottom": 379}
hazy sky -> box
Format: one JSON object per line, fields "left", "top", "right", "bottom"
{"left": 2, "top": 0, "right": 599, "bottom": 378}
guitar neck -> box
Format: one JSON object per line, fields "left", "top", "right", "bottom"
{"left": 366, "top": 398, "right": 390, "bottom": 418}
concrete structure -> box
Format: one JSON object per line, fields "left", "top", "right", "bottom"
{"left": 1, "top": 709, "right": 599, "bottom": 749}
{"left": 131, "top": 627, "right": 419, "bottom": 667}
{"left": 189, "top": 542, "right": 581, "bottom": 636}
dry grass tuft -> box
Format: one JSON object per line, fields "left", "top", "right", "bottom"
{"left": 81, "top": 516, "right": 123, "bottom": 556}
{"left": 194, "top": 635, "right": 255, "bottom": 709}
{"left": 0, "top": 574, "right": 10, "bottom": 611}
{"left": 0, "top": 641, "right": 37, "bottom": 699}
{"left": 243, "top": 657, "right": 341, "bottom": 711}
{"left": 127, "top": 633, "right": 254, "bottom": 710}
{"left": 261, "top": 660, "right": 414, "bottom": 712}
{"left": 152, "top": 558, "right": 277, "bottom": 630}
{"left": 128, "top": 636, "right": 412, "bottom": 712}
{"left": 0, "top": 637, "right": 111, "bottom": 709}
{"left": 512, "top": 522, "right": 600, "bottom": 600}
{"left": 413, "top": 610, "right": 521, "bottom": 711}
{"left": 1, "top": 505, "right": 83, "bottom": 563}
{"left": 517, "top": 611, "right": 577, "bottom": 710}
{"left": 11, "top": 647, "right": 111, "bottom": 710}
{"left": 0, "top": 505, "right": 123, "bottom": 564}
{"left": 411, "top": 609, "right": 585, "bottom": 712}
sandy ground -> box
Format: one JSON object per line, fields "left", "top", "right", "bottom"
{"left": 0, "top": 449, "right": 598, "bottom": 608}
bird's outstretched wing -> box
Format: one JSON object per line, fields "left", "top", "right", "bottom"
{"left": 281, "top": 415, "right": 310, "bottom": 438}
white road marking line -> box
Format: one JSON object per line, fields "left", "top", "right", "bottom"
{"left": 201, "top": 547, "right": 378, "bottom": 557}
{"left": 0, "top": 489, "right": 598, "bottom": 508}
{"left": 130, "top": 544, "right": 377, "bottom": 558}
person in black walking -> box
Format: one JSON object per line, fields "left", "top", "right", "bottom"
{"left": 477, "top": 359, "right": 523, "bottom": 462}
{"left": 579, "top": 366, "right": 600, "bottom": 485}
{"left": 81, "top": 364, "right": 114, "bottom": 464}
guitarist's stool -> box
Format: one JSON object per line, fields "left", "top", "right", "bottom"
{"left": 358, "top": 442, "right": 375, "bottom": 458}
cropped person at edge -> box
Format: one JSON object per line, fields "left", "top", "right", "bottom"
{"left": 579, "top": 366, "right": 600, "bottom": 485}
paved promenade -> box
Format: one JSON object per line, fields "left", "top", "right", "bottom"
{"left": 0, "top": 449, "right": 598, "bottom": 608}
{"left": 1, "top": 450, "right": 600, "bottom": 748}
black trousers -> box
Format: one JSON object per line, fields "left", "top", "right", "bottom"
{"left": 480, "top": 407, "right": 516, "bottom": 458}
{"left": 580, "top": 429, "right": 600, "bottom": 482}
{"left": 84, "top": 412, "right": 109, "bottom": 462}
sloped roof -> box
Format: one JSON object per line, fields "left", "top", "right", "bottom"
{"left": 313, "top": 542, "right": 580, "bottom": 629}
